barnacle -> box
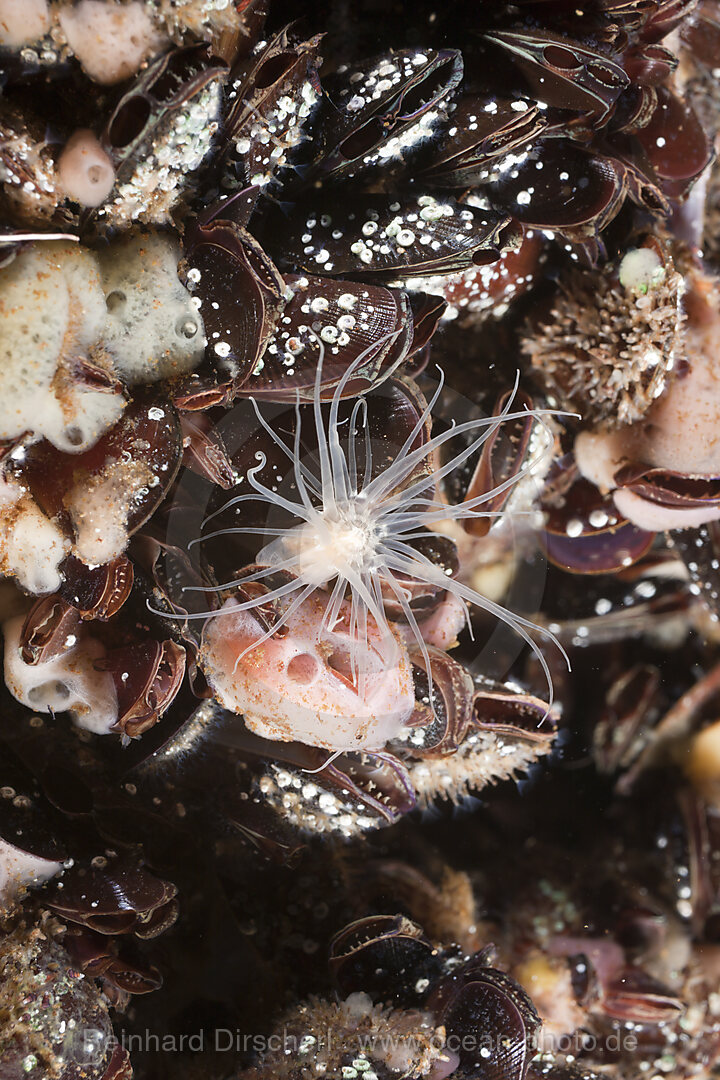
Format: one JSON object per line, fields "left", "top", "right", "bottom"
{"left": 573, "top": 262, "right": 720, "bottom": 533}
{"left": 0, "top": 918, "right": 125, "bottom": 1080}
{"left": 239, "top": 994, "right": 453, "bottom": 1080}
{"left": 523, "top": 238, "right": 685, "bottom": 426}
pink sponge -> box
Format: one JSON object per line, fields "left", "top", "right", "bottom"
{"left": 57, "top": 129, "right": 115, "bottom": 207}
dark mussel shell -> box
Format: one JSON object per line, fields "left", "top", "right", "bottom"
{"left": 400, "top": 647, "right": 475, "bottom": 756}
{"left": 274, "top": 193, "right": 519, "bottom": 277}
{"left": 420, "top": 94, "right": 547, "bottom": 188}
{"left": 219, "top": 26, "right": 322, "bottom": 192}
{"left": 635, "top": 85, "right": 711, "bottom": 198}
{"left": 245, "top": 274, "right": 414, "bottom": 399}
{"left": 19, "top": 595, "right": 82, "bottom": 666}
{"left": 541, "top": 456, "right": 655, "bottom": 574}
{"left": 489, "top": 141, "right": 626, "bottom": 244}
{"left": 593, "top": 663, "right": 661, "bottom": 773}
{"left": 46, "top": 858, "right": 179, "bottom": 937}
{"left": 485, "top": 30, "right": 629, "bottom": 121}
{"left": 58, "top": 555, "right": 134, "bottom": 622}
{"left": 96, "top": 639, "right": 187, "bottom": 740}
{"left": 471, "top": 676, "right": 554, "bottom": 736}
{"left": 329, "top": 913, "right": 442, "bottom": 1004}
{"left": 601, "top": 965, "right": 682, "bottom": 1022}
{"left": 63, "top": 927, "right": 163, "bottom": 998}
{"left": 428, "top": 955, "right": 542, "bottom": 1080}
{"left": 102, "top": 44, "right": 227, "bottom": 183}
{"left": 176, "top": 217, "right": 285, "bottom": 408}
{"left": 312, "top": 48, "right": 463, "bottom": 181}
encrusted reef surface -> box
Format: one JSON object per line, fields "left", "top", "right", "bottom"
{"left": 3, "top": 1, "right": 720, "bottom": 1078}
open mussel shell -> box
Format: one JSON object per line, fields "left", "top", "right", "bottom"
{"left": 329, "top": 913, "right": 442, "bottom": 1003}
{"left": 311, "top": 48, "right": 463, "bottom": 182}
{"left": 397, "top": 647, "right": 475, "bottom": 756}
{"left": 484, "top": 29, "right": 629, "bottom": 120}
{"left": 541, "top": 456, "right": 655, "bottom": 574}
{"left": 98, "top": 43, "right": 227, "bottom": 224}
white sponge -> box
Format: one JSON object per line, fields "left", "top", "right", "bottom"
{"left": 58, "top": 0, "right": 167, "bottom": 85}
{"left": 0, "top": 0, "right": 50, "bottom": 47}
{"left": 0, "top": 241, "right": 126, "bottom": 452}
{"left": 0, "top": 477, "right": 69, "bottom": 595}
{"left": 99, "top": 232, "right": 206, "bottom": 384}
{"left": 3, "top": 615, "right": 118, "bottom": 734}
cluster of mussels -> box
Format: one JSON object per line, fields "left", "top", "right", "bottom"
{"left": 4, "top": 0, "right": 720, "bottom": 1078}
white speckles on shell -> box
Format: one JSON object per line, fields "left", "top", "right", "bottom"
{"left": 98, "top": 231, "right": 206, "bottom": 383}
{"left": 103, "top": 81, "right": 222, "bottom": 228}
{"left": 233, "top": 77, "right": 320, "bottom": 189}
{"left": 256, "top": 766, "right": 385, "bottom": 838}
{"left": 351, "top": 108, "right": 443, "bottom": 174}
{"left": 256, "top": 275, "right": 406, "bottom": 375}
{"left": 297, "top": 194, "right": 477, "bottom": 273}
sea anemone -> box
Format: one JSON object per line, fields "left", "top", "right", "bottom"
{"left": 4, "top": 3, "right": 720, "bottom": 1077}
{"left": 185, "top": 338, "right": 566, "bottom": 754}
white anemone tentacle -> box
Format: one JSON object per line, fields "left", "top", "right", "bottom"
{"left": 166, "top": 331, "right": 569, "bottom": 720}
{"left": 231, "top": 581, "right": 318, "bottom": 673}
{"left": 182, "top": 555, "right": 306, "bottom": 594}
{"left": 147, "top": 574, "right": 307, "bottom": 621}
